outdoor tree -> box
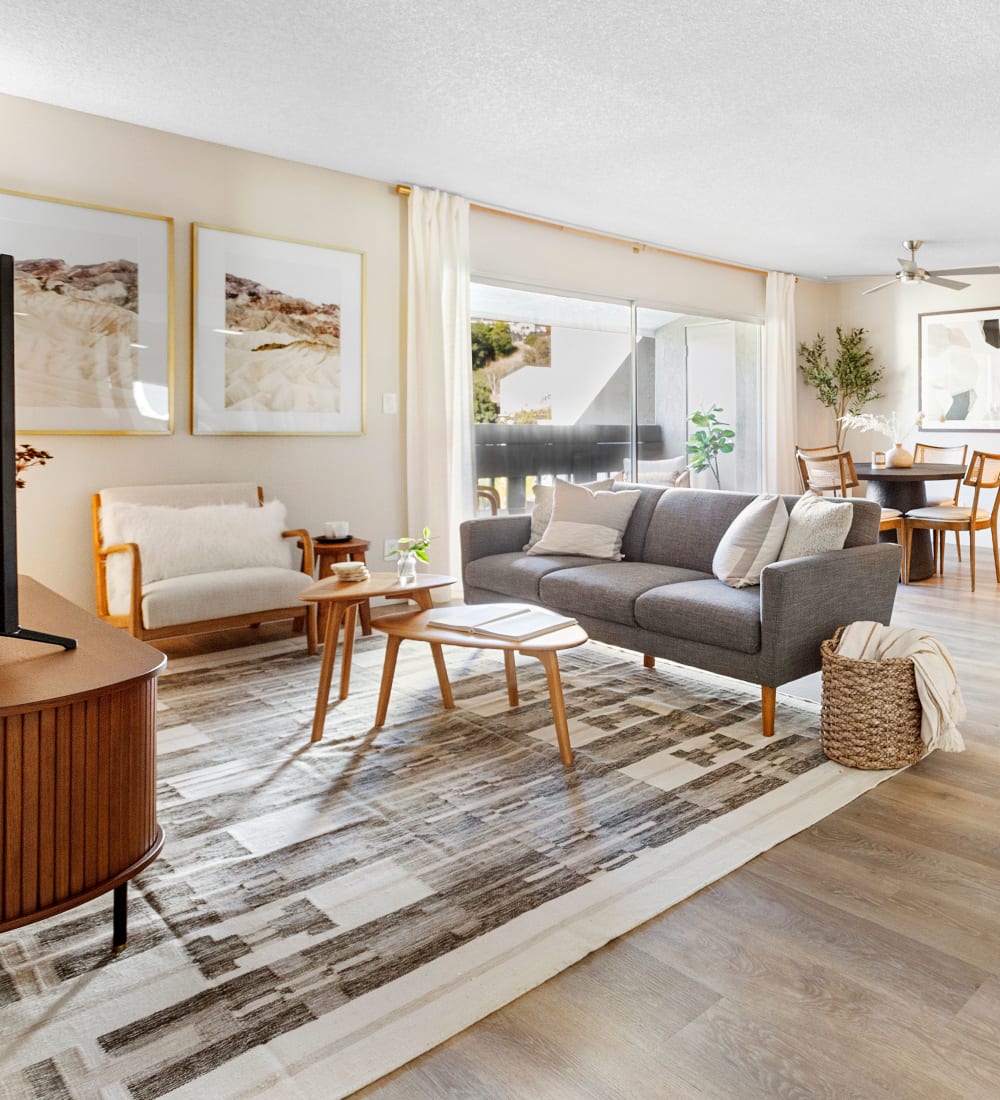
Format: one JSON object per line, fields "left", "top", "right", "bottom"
{"left": 798, "top": 327, "right": 884, "bottom": 449}
{"left": 473, "top": 373, "right": 499, "bottom": 423}
{"left": 686, "top": 405, "right": 735, "bottom": 489}
{"left": 471, "top": 321, "right": 514, "bottom": 370}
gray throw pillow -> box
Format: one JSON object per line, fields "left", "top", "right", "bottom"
{"left": 524, "top": 477, "right": 615, "bottom": 550}
{"left": 527, "top": 479, "right": 641, "bottom": 560}
{"left": 712, "top": 494, "right": 789, "bottom": 588}
{"left": 778, "top": 492, "right": 853, "bottom": 560}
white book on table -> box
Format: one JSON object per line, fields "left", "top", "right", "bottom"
{"left": 426, "top": 603, "right": 533, "bottom": 632}
{"left": 471, "top": 608, "right": 578, "bottom": 642}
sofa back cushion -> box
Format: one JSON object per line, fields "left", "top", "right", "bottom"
{"left": 642, "top": 489, "right": 762, "bottom": 572}
{"left": 612, "top": 482, "right": 667, "bottom": 562}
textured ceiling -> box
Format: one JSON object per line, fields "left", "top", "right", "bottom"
{"left": 3, "top": 0, "right": 1000, "bottom": 280}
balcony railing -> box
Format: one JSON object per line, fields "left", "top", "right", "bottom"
{"left": 474, "top": 423, "right": 664, "bottom": 511}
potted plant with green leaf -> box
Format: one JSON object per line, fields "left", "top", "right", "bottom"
{"left": 798, "top": 327, "right": 884, "bottom": 449}
{"left": 686, "top": 406, "right": 735, "bottom": 489}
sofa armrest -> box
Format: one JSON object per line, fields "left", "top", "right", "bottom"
{"left": 460, "top": 516, "right": 531, "bottom": 562}
{"left": 97, "top": 542, "right": 143, "bottom": 634}
{"left": 758, "top": 542, "right": 902, "bottom": 685}
{"left": 284, "top": 528, "right": 313, "bottom": 575}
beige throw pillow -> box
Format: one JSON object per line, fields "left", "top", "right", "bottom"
{"left": 778, "top": 492, "right": 854, "bottom": 560}
{"left": 712, "top": 494, "right": 789, "bottom": 588}
{"left": 525, "top": 477, "right": 615, "bottom": 550}
{"left": 527, "top": 479, "right": 641, "bottom": 560}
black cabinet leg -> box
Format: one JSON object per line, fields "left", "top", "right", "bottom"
{"left": 113, "top": 883, "right": 128, "bottom": 952}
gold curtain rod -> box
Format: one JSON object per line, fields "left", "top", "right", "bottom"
{"left": 395, "top": 184, "right": 764, "bottom": 276}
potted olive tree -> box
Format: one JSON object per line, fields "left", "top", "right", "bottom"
{"left": 798, "top": 327, "right": 884, "bottom": 449}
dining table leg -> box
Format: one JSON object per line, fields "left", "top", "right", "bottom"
{"left": 864, "top": 480, "right": 935, "bottom": 581}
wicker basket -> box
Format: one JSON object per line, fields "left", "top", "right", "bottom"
{"left": 819, "top": 626, "right": 925, "bottom": 769}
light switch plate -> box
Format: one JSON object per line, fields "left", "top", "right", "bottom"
{"left": 382, "top": 392, "right": 398, "bottom": 414}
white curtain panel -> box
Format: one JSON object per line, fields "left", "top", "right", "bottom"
{"left": 763, "top": 271, "right": 800, "bottom": 493}
{"left": 405, "top": 187, "right": 474, "bottom": 584}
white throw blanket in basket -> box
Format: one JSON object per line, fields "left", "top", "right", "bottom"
{"left": 836, "top": 622, "right": 965, "bottom": 753}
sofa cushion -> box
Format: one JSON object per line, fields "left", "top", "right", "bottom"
{"left": 540, "top": 562, "right": 712, "bottom": 627}
{"left": 465, "top": 552, "right": 605, "bottom": 602}
{"left": 635, "top": 580, "right": 762, "bottom": 654}
{"left": 712, "top": 494, "right": 789, "bottom": 588}
{"left": 139, "top": 566, "right": 310, "bottom": 629}
{"left": 525, "top": 477, "right": 615, "bottom": 549}
{"left": 528, "top": 479, "right": 641, "bottom": 560}
{"left": 778, "top": 491, "right": 853, "bottom": 560}
{"left": 614, "top": 482, "right": 668, "bottom": 563}
{"left": 642, "top": 489, "right": 761, "bottom": 572}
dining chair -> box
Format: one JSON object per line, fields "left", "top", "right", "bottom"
{"left": 797, "top": 450, "right": 908, "bottom": 579}
{"left": 794, "top": 443, "right": 841, "bottom": 492}
{"left": 903, "top": 451, "right": 1000, "bottom": 591}
{"left": 911, "top": 441, "right": 969, "bottom": 572}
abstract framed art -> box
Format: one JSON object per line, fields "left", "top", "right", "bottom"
{"left": 191, "top": 224, "right": 365, "bottom": 435}
{"left": 919, "top": 305, "right": 1000, "bottom": 430}
{"left": 0, "top": 187, "right": 174, "bottom": 433}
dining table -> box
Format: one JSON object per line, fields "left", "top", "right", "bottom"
{"left": 854, "top": 462, "right": 968, "bottom": 581}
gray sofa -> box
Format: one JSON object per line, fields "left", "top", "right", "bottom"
{"left": 460, "top": 484, "right": 903, "bottom": 736}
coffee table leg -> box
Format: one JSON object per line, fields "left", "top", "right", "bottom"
{"left": 311, "top": 602, "right": 345, "bottom": 742}
{"left": 504, "top": 650, "right": 519, "bottom": 706}
{"left": 536, "top": 650, "right": 573, "bottom": 766}
{"left": 429, "top": 643, "right": 455, "bottom": 709}
{"left": 359, "top": 598, "right": 373, "bottom": 636}
{"left": 339, "top": 604, "right": 358, "bottom": 700}
{"left": 374, "top": 634, "right": 403, "bottom": 727}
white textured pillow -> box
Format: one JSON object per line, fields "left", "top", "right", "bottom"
{"left": 713, "top": 495, "right": 789, "bottom": 588}
{"left": 527, "top": 479, "right": 641, "bottom": 560}
{"left": 102, "top": 500, "right": 295, "bottom": 611}
{"left": 778, "top": 492, "right": 853, "bottom": 561}
{"left": 525, "top": 477, "right": 615, "bottom": 549}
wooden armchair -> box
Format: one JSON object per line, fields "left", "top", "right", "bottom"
{"left": 92, "top": 482, "right": 317, "bottom": 651}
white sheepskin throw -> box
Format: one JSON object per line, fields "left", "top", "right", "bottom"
{"left": 101, "top": 500, "right": 295, "bottom": 614}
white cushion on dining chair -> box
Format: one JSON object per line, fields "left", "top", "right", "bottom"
{"left": 905, "top": 504, "right": 989, "bottom": 522}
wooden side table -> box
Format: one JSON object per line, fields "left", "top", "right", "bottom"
{"left": 299, "top": 571, "right": 455, "bottom": 743}
{"left": 302, "top": 536, "right": 372, "bottom": 636}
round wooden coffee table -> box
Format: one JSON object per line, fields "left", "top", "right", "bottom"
{"left": 372, "top": 608, "right": 589, "bottom": 765}
{"left": 299, "top": 572, "right": 455, "bottom": 743}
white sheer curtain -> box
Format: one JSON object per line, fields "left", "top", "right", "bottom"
{"left": 405, "top": 186, "right": 474, "bottom": 583}
{"left": 762, "top": 271, "right": 799, "bottom": 493}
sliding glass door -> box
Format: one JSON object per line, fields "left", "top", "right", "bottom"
{"left": 471, "top": 281, "right": 762, "bottom": 508}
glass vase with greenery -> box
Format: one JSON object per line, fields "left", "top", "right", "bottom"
{"left": 685, "top": 406, "right": 735, "bottom": 489}
{"left": 388, "top": 527, "right": 431, "bottom": 585}
{"left": 798, "top": 327, "right": 884, "bottom": 449}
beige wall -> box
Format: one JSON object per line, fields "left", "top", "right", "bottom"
{"left": 15, "top": 91, "right": 916, "bottom": 613}
{"left": 4, "top": 93, "right": 407, "bottom": 610}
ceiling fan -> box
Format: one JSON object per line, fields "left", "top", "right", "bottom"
{"left": 863, "top": 240, "right": 1000, "bottom": 295}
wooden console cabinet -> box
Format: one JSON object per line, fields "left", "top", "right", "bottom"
{"left": 1, "top": 577, "right": 165, "bottom": 949}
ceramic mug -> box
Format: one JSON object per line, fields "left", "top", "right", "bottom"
{"left": 324, "top": 520, "right": 350, "bottom": 538}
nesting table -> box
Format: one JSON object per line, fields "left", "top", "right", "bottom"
{"left": 299, "top": 571, "right": 455, "bottom": 743}
{"left": 372, "top": 608, "right": 589, "bottom": 765}
{"left": 301, "top": 535, "right": 373, "bottom": 636}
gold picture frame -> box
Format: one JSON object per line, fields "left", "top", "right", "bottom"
{"left": 191, "top": 224, "right": 365, "bottom": 435}
{"left": 1, "top": 187, "right": 174, "bottom": 434}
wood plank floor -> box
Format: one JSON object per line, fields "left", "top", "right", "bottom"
{"left": 159, "top": 552, "right": 1000, "bottom": 1099}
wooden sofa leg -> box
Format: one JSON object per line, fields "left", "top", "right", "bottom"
{"left": 643, "top": 654, "right": 655, "bottom": 669}
{"left": 761, "top": 685, "right": 776, "bottom": 737}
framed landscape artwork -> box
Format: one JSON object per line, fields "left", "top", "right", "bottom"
{"left": 191, "top": 225, "right": 365, "bottom": 435}
{"left": 919, "top": 306, "right": 1000, "bottom": 431}
{"left": 1, "top": 188, "right": 174, "bottom": 433}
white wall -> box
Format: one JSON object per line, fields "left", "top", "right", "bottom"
{"left": 3, "top": 93, "right": 408, "bottom": 610}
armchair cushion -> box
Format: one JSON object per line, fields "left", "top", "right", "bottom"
{"left": 101, "top": 499, "right": 294, "bottom": 613}
{"left": 140, "top": 567, "right": 312, "bottom": 629}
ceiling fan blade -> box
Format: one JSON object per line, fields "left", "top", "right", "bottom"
{"left": 897, "top": 259, "right": 919, "bottom": 273}
{"left": 862, "top": 278, "right": 900, "bottom": 295}
{"left": 924, "top": 275, "right": 971, "bottom": 290}
{"left": 927, "top": 265, "right": 1000, "bottom": 276}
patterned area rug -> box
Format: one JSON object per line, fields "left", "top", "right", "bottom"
{"left": 0, "top": 634, "right": 903, "bottom": 1098}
